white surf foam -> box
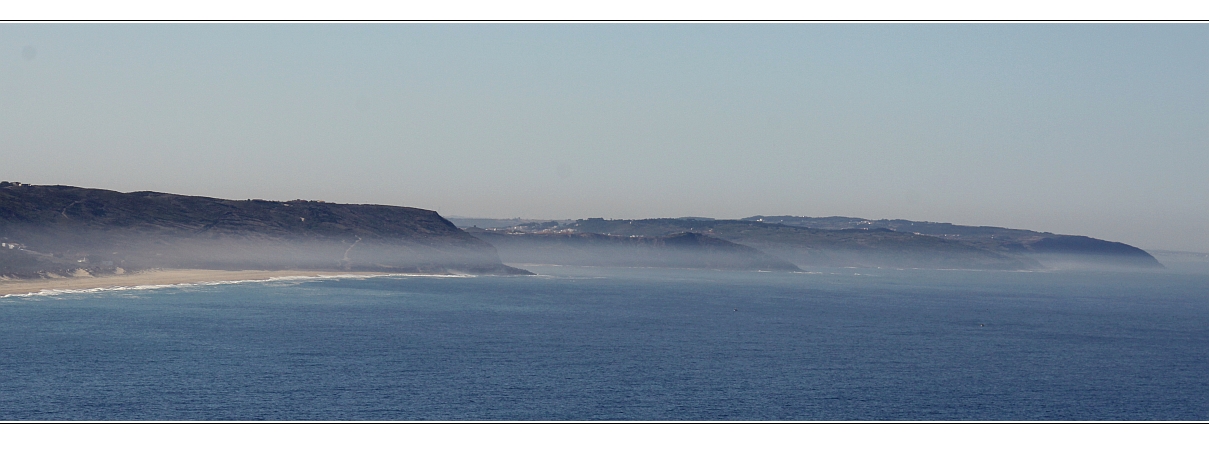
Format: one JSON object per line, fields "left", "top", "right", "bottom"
{"left": 0, "top": 272, "right": 475, "bottom": 300}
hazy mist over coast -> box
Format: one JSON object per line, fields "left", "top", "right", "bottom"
{"left": 4, "top": 13, "right": 1209, "bottom": 430}
{"left": 2, "top": 24, "right": 1207, "bottom": 251}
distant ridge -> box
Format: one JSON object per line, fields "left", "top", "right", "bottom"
{"left": 450, "top": 216, "right": 1163, "bottom": 271}
{"left": 0, "top": 182, "right": 530, "bottom": 278}
{"left": 745, "top": 215, "right": 1163, "bottom": 269}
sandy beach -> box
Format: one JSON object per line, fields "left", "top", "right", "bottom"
{"left": 0, "top": 269, "right": 395, "bottom": 296}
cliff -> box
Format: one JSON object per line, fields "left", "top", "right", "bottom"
{"left": 0, "top": 182, "right": 530, "bottom": 278}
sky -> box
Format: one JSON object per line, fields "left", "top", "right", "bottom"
{"left": 1, "top": 24, "right": 1207, "bottom": 251}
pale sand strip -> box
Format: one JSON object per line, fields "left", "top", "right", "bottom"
{"left": 0, "top": 269, "right": 394, "bottom": 296}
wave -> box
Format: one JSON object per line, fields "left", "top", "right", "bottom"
{"left": 0, "top": 272, "right": 475, "bottom": 300}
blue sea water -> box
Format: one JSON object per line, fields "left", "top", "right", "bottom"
{"left": 1, "top": 266, "right": 1206, "bottom": 421}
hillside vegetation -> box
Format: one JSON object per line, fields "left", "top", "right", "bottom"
{"left": 0, "top": 182, "right": 528, "bottom": 278}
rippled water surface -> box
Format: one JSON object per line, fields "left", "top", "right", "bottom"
{"left": 1, "top": 266, "right": 1206, "bottom": 420}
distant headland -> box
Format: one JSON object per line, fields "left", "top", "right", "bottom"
{"left": 451, "top": 216, "right": 1164, "bottom": 271}
{"left": 0, "top": 182, "right": 530, "bottom": 284}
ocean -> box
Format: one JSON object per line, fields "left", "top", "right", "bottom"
{"left": 1, "top": 265, "right": 1206, "bottom": 421}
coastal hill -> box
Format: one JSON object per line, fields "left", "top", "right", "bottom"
{"left": 0, "top": 182, "right": 529, "bottom": 278}
{"left": 456, "top": 218, "right": 1039, "bottom": 270}
{"left": 468, "top": 229, "right": 802, "bottom": 272}
{"left": 745, "top": 215, "right": 1164, "bottom": 269}
{"left": 560, "top": 218, "right": 1042, "bottom": 270}
{"left": 451, "top": 217, "right": 1163, "bottom": 271}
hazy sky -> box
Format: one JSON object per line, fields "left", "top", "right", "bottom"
{"left": 2, "top": 24, "right": 1207, "bottom": 251}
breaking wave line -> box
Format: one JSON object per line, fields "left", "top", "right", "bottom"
{"left": 1, "top": 272, "right": 475, "bottom": 300}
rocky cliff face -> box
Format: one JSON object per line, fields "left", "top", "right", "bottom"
{"left": 0, "top": 183, "right": 529, "bottom": 277}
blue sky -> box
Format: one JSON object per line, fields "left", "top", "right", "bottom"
{"left": 2, "top": 24, "right": 1206, "bottom": 251}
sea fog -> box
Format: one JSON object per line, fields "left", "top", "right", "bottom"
{"left": 1149, "top": 250, "right": 1209, "bottom": 274}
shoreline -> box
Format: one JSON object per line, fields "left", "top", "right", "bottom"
{"left": 0, "top": 269, "right": 398, "bottom": 296}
